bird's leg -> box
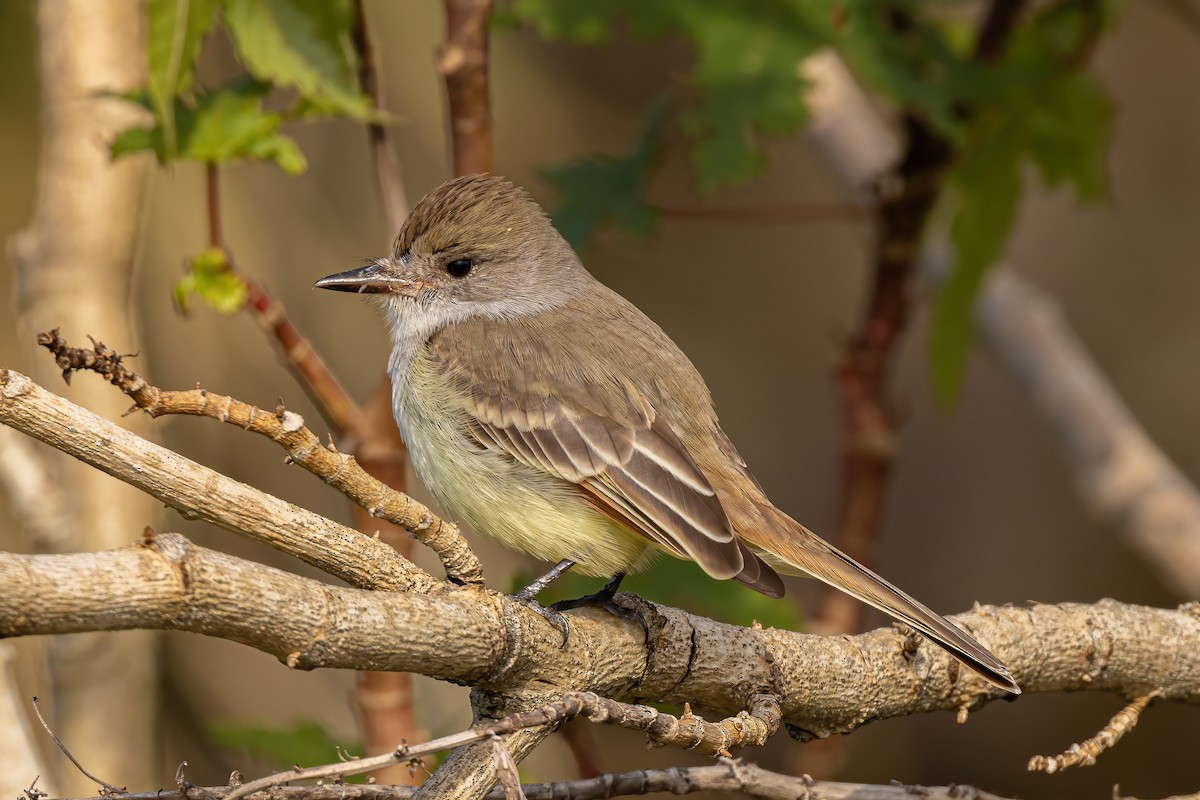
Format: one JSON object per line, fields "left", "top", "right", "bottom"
{"left": 553, "top": 572, "right": 625, "bottom": 609}
{"left": 517, "top": 558, "right": 577, "bottom": 599}
{"left": 511, "top": 559, "right": 576, "bottom": 644}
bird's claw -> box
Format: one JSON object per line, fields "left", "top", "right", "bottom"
{"left": 511, "top": 589, "right": 571, "bottom": 646}
{"left": 552, "top": 583, "right": 649, "bottom": 640}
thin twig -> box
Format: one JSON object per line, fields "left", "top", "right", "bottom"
{"left": 35, "top": 330, "right": 484, "bottom": 586}
{"left": 352, "top": 0, "right": 409, "bottom": 232}
{"left": 224, "top": 691, "right": 780, "bottom": 800}
{"left": 26, "top": 761, "right": 1021, "bottom": 800}
{"left": 1028, "top": 692, "right": 1162, "bottom": 774}
{"left": 204, "top": 138, "right": 363, "bottom": 435}
{"left": 30, "top": 697, "right": 123, "bottom": 795}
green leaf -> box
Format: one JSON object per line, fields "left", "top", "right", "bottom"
{"left": 147, "top": 0, "right": 221, "bottom": 158}
{"left": 929, "top": 1, "right": 1115, "bottom": 406}
{"left": 1026, "top": 73, "right": 1112, "bottom": 200}
{"left": 543, "top": 101, "right": 668, "bottom": 250}
{"left": 931, "top": 112, "right": 1023, "bottom": 407}
{"left": 673, "top": 2, "right": 827, "bottom": 191}
{"left": 222, "top": 0, "right": 371, "bottom": 120}
{"left": 111, "top": 78, "right": 308, "bottom": 174}
{"left": 208, "top": 720, "right": 364, "bottom": 781}
{"left": 111, "top": 125, "right": 159, "bottom": 161}
{"left": 174, "top": 247, "right": 247, "bottom": 316}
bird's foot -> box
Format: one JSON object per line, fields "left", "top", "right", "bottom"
{"left": 510, "top": 589, "right": 571, "bottom": 645}
{"left": 551, "top": 572, "right": 624, "bottom": 610}
{"left": 511, "top": 559, "right": 577, "bottom": 646}
{"left": 551, "top": 574, "right": 650, "bottom": 639}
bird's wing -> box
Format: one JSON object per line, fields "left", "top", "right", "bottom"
{"left": 426, "top": 314, "right": 782, "bottom": 594}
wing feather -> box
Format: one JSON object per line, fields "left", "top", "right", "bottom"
{"left": 428, "top": 316, "right": 782, "bottom": 593}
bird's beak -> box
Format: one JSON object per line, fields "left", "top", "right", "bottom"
{"left": 313, "top": 262, "right": 419, "bottom": 296}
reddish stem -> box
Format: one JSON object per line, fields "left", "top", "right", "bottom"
{"left": 439, "top": 0, "right": 494, "bottom": 176}
{"left": 815, "top": 0, "right": 1027, "bottom": 637}
{"left": 203, "top": 166, "right": 363, "bottom": 434}
{"left": 346, "top": 1, "right": 423, "bottom": 785}
{"left": 206, "top": 163, "right": 224, "bottom": 250}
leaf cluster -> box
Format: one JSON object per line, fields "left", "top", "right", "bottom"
{"left": 114, "top": 0, "right": 374, "bottom": 174}
{"left": 114, "top": 0, "right": 377, "bottom": 314}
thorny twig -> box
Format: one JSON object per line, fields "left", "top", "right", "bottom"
{"left": 36, "top": 330, "right": 484, "bottom": 587}
{"left": 221, "top": 692, "right": 781, "bottom": 800}
{"left": 1028, "top": 692, "right": 1162, "bottom": 774}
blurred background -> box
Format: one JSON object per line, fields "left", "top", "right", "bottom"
{"left": 1, "top": 1, "right": 1199, "bottom": 798}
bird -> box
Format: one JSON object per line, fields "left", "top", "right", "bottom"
{"left": 315, "top": 173, "right": 1019, "bottom": 694}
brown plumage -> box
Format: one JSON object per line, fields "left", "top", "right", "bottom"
{"left": 315, "top": 174, "right": 1019, "bottom": 694}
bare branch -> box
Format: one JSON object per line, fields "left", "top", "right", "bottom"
{"left": 0, "top": 369, "right": 435, "bottom": 593}
{"left": 36, "top": 331, "right": 484, "bottom": 586}
{"left": 974, "top": 269, "right": 1200, "bottom": 597}
{"left": 2, "top": 533, "right": 1198, "bottom": 737}
{"left": 37, "top": 761, "right": 1020, "bottom": 800}
{"left": 1028, "top": 691, "right": 1160, "bottom": 774}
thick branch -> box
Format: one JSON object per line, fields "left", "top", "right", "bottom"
{"left": 0, "top": 369, "right": 435, "bottom": 594}
{"left": 2, "top": 534, "right": 1197, "bottom": 739}
{"left": 976, "top": 270, "right": 1200, "bottom": 597}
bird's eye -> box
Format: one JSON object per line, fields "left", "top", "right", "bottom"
{"left": 444, "top": 258, "right": 473, "bottom": 278}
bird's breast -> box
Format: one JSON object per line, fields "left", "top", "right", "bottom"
{"left": 388, "top": 341, "right": 654, "bottom": 577}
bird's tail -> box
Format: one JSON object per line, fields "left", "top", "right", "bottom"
{"left": 747, "top": 509, "right": 1019, "bottom": 694}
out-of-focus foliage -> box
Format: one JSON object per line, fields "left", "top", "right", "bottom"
{"left": 498, "top": 1, "right": 831, "bottom": 192}
{"left": 173, "top": 247, "right": 247, "bottom": 316}
{"left": 501, "top": 0, "right": 1115, "bottom": 404}
{"left": 125, "top": 0, "right": 370, "bottom": 170}
{"left": 544, "top": 101, "right": 668, "bottom": 250}
{"left": 113, "top": 78, "right": 307, "bottom": 174}
{"left": 208, "top": 720, "right": 366, "bottom": 782}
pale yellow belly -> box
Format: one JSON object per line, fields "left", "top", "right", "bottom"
{"left": 395, "top": 363, "right": 655, "bottom": 577}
